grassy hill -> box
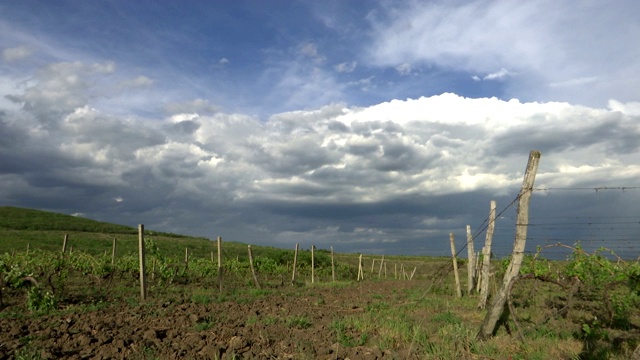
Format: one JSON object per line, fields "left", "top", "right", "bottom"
{"left": 0, "top": 206, "right": 232, "bottom": 258}
{"left": 0, "top": 206, "right": 438, "bottom": 273}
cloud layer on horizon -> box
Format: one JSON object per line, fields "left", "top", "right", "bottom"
{"left": 1, "top": 59, "right": 640, "bottom": 256}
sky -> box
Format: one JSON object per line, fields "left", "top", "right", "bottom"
{"left": 1, "top": 0, "right": 640, "bottom": 258}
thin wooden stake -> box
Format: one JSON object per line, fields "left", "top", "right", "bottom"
{"left": 62, "top": 234, "right": 68, "bottom": 253}
{"left": 291, "top": 243, "right": 299, "bottom": 285}
{"left": 357, "top": 254, "right": 364, "bottom": 281}
{"left": 478, "top": 201, "right": 496, "bottom": 309}
{"left": 217, "top": 236, "right": 223, "bottom": 293}
{"left": 450, "top": 233, "right": 462, "bottom": 298}
{"left": 331, "top": 246, "right": 335, "bottom": 282}
{"left": 111, "top": 238, "right": 117, "bottom": 265}
{"left": 248, "top": 245, "right": 261, "bottom": 289}
{"left": 311, "top": 245, "right": 315, "bottom": 284}
{"left": 138, "top": 224, "right": 147, "bottom": 300}
{"left": 479, "top": 150, "right": 540, "bottom": 340}
{"left": 378, "top": 255, "right": 385, "bottom": 278}
{"left": 410, "top": 266, "right": 417, "bottom": 280}
{"left": 466, "top": 225, "right": 476, "bottom": 294}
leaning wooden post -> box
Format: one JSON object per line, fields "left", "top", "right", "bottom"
{"left": 357, "top": 254, "right": 364, "bottom": 281}
{"left": 311, "top": 245, "right": 316, "bottom": 284}
{"left": 62, "top": 234, "right": 68, "bottom": 253}
{"left": 248, "top": 245, "right": 261, "bottom": 289}
{"left": 217, "top": 236, "right": 223, "bottom": 293}
{"left": 450, "top": 233, "right": 462, "bottom": 297}
{"left": 138, "top": 224, "right": 147, "bottom": 300}
{"left": 291, "top": 243, "right": 299, "bottom": 285}
{"left": 111, "top": 238, "right": 117, "bottom": 265}
{"left": 466, "top": 225, "right": 476, "bottom": 294}
{"left": 478, "top": 150, "right": 540, "bottom": 340}
{"left": 378, "top": 255, "right": 385, "bottom": 278}
{"left": 478, "top": 200, "right": 496, "bottom": 309}
{"left": 331, "top": 246, "right": 335, "bottom": 282}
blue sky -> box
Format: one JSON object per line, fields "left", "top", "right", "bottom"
{"left": 1, "top": 0, "right": 640, "bottom": 258}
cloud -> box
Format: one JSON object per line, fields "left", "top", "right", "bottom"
{"left": 367, "top": 1, "right": 640, "bottom": 106}
{"left": 334, "top": 61, "right": 357, "bottom": 73}
{"left": 482, "top": 68, "right": 514, "bottom": 81}
{"left": 164, "top": 98, "right": 219, "bottom": 115}
{"left": 395, "top": 63, "right": 412, "bottom": 76}
{"left": 119, "top": 75, "right": 154, "bottom": 89}
{"left": 1, "top": 59, "right": 639, "bottom": 257}
{"left": 2, "top": 45, "right": 33, "bottom": 62}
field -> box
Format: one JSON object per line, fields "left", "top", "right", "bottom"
{"left": 1, "top": 207, "right": 639, "bottom": 359}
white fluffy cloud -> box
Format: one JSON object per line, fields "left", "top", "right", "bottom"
{"left": 1, "top": 59, "right": 639, "bottom": 256}
{"left": 2, "top": 45, "right": 33, "bottom": 62}
{"left": 367, "top": 0, "right": 640, "bottom": 106}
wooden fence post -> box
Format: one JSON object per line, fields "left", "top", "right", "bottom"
{"left": 378, "top": 255, "right": 385, "bottom": 278}
{"left": 466, "top": 225, "right": 476, "bottom": 294}
{"left": 248, "top": 245, "right": 261, "bottom": 289}
{"left": 138, "top": 224, "right": 147, "bottom": 300}
{"left": 291, "top": 243, "right": 299, "bottom": 285}
{"left": 331, "top": 246, "right": 335, "bottom": 282}
{"left": 478, "top": 200, "right": 496, "bottom": 309}
{"left": 357, "top": 254, "right": 364, "bottom": 281}
{"left": 62, "top": 234, "right": 68, "bottom": 253}
{"left": 217, "top": 236, "right": 223, "bottom": 293}
{"left": 111, "top": 238, "right": 117, "bottom": 265}
{"left": 478, "top": 150, "right": 540, "bottom": 340}
{"left": 450, "top": 233, "right": 462, "bottom": 297}
{"left": 311, "top": 245, "right": 315, "bottom": 284}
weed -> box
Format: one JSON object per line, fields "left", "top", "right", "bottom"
{"left": 286, "top": 315, "right": 312, "bottom": 329}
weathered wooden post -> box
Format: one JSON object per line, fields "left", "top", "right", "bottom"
{"left": 378, "top": 255, "right": 385, "bottom": 278}
{"left": 357, "top": 254, "right": 364, "bottom": 281}
{"left": 138, "top": 224, "right": 147, "bottom": 300}
{"left": 217, "top": 236, "right": 223, "bottom": 293}
{"left": 450, "top": 233, "right": 462, "bottom": 298}
{"left": 291, "top": 243, "right": 299, "bottom": 285}
{"left": 62, "top": 234, "right": 69, "bottom": 253}
{"left": 466, "top": 225, "right": 476, "bottom": 294}
{"left": 478, "top": 150, "right": 540, "bottom": 340}
{"left": 478, "top": 200, "right": 496, "bottom": 309}
{"left": 248, "top": 245, "right": 261, "bottom": 289}
{"left": 311, "top": 245, "right": 316, "bottom": 284}
{"left": 331, "top": 246, "right": 335, "bottom": 282}
{"left": 111, "top": 238, "right": 117, "bottom": 265}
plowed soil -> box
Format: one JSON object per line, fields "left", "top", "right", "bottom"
{"left": 0, "top": 280, "right": 424, "bottom": 359}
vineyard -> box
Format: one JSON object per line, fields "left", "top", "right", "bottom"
{"left": 1, "top": 207, "right": 640, "bottom": 359}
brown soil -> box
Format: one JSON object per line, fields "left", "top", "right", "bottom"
{"left": 0, "top": 280, "right": 423, "bottom": 359}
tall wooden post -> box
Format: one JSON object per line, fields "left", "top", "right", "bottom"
{"left": 248, "top": 245, "right": 261, "bottom": 289}
{"left": 479, "top": 150, "right": 540, "bottom": 340}
{"left": 378, "top": 255, "right": 385, "bottom": 278}
{"left": 357, "top": 254, "right": 364, "bottom": 281}
{"left": 138, "top": 224, "right": 147, "bottom": 300}
{"left": 466, "top": 225, "right": 476, "bottom": 294}
{"left": 217, "top": 236, "right": 223, "bottom": 293}
{"left": 478, "top": 200, "right": 496, "bottom": 309}
{"left": 311, "top": 245, "right": 316, "bottom": 284}
{"left": 111, "top": 238, "right": 117, "bottom": 265}
{"left": 291, "top": 243, "right": 299, "bottom": 285}
{"left": 62, "top": 234, "right": 68, "bottom": 253}
{"left": 450, "top": 233, "right": 462, "bottom": 298}
{"left": 331, "top": 246, "right": 335, "bottom": 282}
